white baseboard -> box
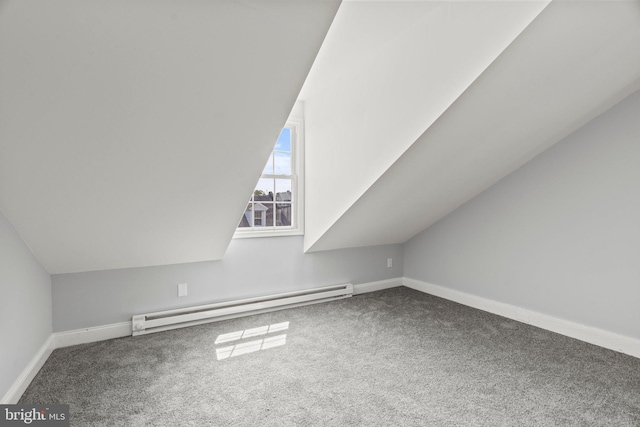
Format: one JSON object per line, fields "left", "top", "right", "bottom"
{"left": 51, "top": 278, "right": 402, "bottom": 348}
{"left": 1, "top": 335, "right": 54, "bottom": 404}
{"left": 54, "top": 321, "right": 132, "bottom": 348}
{"left": 51, "top": 278, "right": 403, "bottom": 347}
{"left": 404, "top": 277, "right": 640, "bottom": 359}
{"left": 353, "top": 277, "right": 403, "bottom": 295}
{"left": 6, "top": 277, "right": 639, "bottom": 404}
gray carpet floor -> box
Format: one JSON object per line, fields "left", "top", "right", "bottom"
{"left": 20, "top": 287, "right": 640, "bottom": 426}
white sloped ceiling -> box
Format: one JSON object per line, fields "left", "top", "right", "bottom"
{"left": 302, "top": 0, "right": 640, "bottom": 253}
{"left": 0, "top": 0, "right": 340, "bottom": 274}
{"left": 3, "top": 0, "right": 639, "bottom": 274}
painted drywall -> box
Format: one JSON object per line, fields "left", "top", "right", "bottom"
{"left": 303, "top": 0, "right": 549, "bottom": 252}
{"left": 404, "top": 89, "right": 640, "bottom": 340}
{"left": 0, "top": 0, "right": 339, "bottom": 274}
{"left": 52, "top": 236, "right": 403, "bottom": 332}
{"left": 0, "top": 210, "right": 52, "bottom": 400}
{"left": 303, "top": 1, "right": 640, "bottom": 255}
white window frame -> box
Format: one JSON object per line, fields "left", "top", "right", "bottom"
{"left": 234, "top": 118, "right": 304, "bottom": 239}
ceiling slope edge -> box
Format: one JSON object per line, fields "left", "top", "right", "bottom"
{"left": 0, "top": 0, "right": 341, "bottom": 274}
{"left": 303, "top": 0, "right": 551, "bottom": 253}
{"left": 305, "top": 0, "right": 640, "bottom": 253}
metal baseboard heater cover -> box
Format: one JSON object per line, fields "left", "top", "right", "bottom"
{"left": 132, "top": 283, "right": 353, "bottom": 336}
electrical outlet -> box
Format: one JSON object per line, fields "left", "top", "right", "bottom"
{"left": 178, "top": 283, "right": 188, "bottom": 297}
{"left": 387, "top": 258, "right": 393, "bottom": 268}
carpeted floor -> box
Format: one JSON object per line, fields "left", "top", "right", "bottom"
{"left": 20, "top": 287, "right": 640, "bottom": 426}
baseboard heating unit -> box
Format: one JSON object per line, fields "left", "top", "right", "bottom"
{"left": 132, "top": 283, "right": 353, "bottom": 336}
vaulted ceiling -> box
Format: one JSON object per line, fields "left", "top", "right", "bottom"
{"left": 301, "top": 0, "right": 640, "bottom": 253}
{"left": 1, "top": 0, "right": 639, "bottom": 274}
{"left": 0, "top": 0, "right": 340, "bottom": 273}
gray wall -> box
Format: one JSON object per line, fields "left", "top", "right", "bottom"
{"left": 0, "top": 210, "right": 52, "bottom": 400}
{"left": 404, "top": 89, "right": 640, "bottom": 340}
{"left": 52, "top": 236, "right": 403, "bottom": 332}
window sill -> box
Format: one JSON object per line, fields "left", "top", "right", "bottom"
{"left": 233, "top": 228, "right": 304, "bottom": 239}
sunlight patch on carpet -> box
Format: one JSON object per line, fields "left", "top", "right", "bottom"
{"left": 215, "top": 322, "right": 290, "bottom": 360}
{"left": 216, "top": 334, "right": 287, "bottom": 360}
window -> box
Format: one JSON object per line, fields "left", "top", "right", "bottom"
{"left": 235, "top": 121, "right": 303, "bottom": 237}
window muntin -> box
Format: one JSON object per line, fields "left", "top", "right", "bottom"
{"left": 236, "top": 124, "right": 301, "bottom": 236}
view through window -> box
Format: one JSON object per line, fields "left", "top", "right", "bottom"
{"left": 237, "top": 127, "right": 295, "bottom": 232}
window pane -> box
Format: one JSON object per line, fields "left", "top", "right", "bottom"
{"left": 238, "top": 203, "right": 252, "bottom": 228}
{"left": 254, "top": 178, "right": 274, "bottom": 200}
{"left": 262, "top": 153, "right": 274, "bottom": 175}
{"left": 253, "top": 202, "right": 273, "bottom": 227}
{"left": 265, "top": 204, "right": 274, "bottom": 227}
{"left": 274, "top": 151, "right": 291, "bottom": 175}
{"left": 276, "top": 203, "right": 292, "bottom": 226}
{"left": 236, "top": 124, "right": 297, "bottom": 233}
{"left": 252, "top": 202, "right": 273, "bottom": 227}
{"left": 274, "top": 128, "right": 291, "bottom": 152}
{"left": 275, "top": 179, "right": 292, "bottom": 202}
